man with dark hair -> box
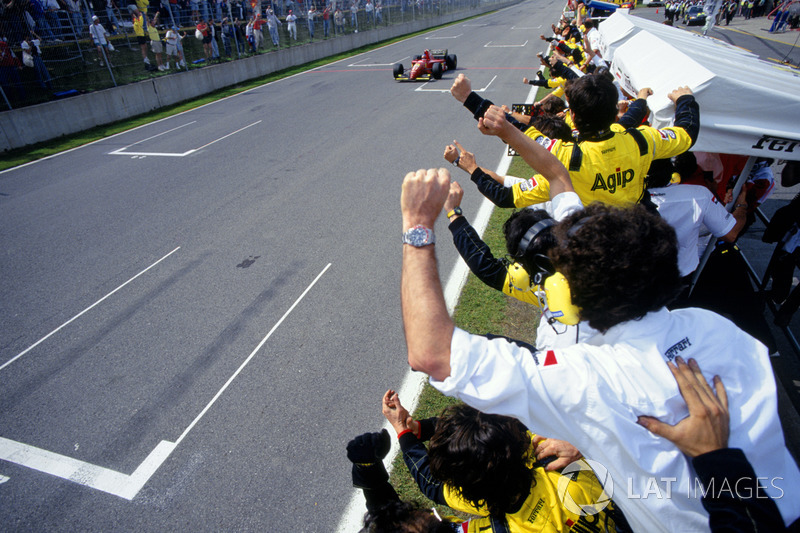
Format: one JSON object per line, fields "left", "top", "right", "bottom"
{"left": 450, "top": 73, "right": 699, "bottom": 208}
{"left": 399, "top": 165, "right": 800, "bottom": 531}
{"left": 381, "top": 391, "right": 629, "bottom": 533}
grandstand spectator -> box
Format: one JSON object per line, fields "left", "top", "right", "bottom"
{"left": 264, "top": 9, "right": 279, "bottom": 47}
{"left": 307, "top": 4, "right": 315, "bottom": 40}
{"left": 104, "top": 0, "right": 121, "bottom": 34}
{"left": 164, "top": 24, "right": 185, "bottom": 68}
{"left": 381, "top": 390, "right": 631, "bottom": 532}
{"left": 196, "top": 18, "right": 212, "bottom": 59}
{"left": 219, "top": 17, "right": 232, "bottom": 55}
{"left": 375, "top": 1, "right": 382, "bottom": 24}
{"left": 333, "top": 7, "right": 344, "bottom": 34}
{"left": 21, "top": 32, "right": 51, "bottom": 88}
{"left": 131, "top": 6, "right": 153, "bottom": 69}
{"left": 450, "top": 74, "right": 699, "bottom": 208}
{"left": 252, "top": 12, "right": 264, "bottom": 49}
{"left": 398, "top": 166, "right": 800, "bottom": 532}
{"left": 285, "top": 9, "right": 297, "bottom": 40}
{"left": 321, "top": 5, "right": 330, "bottom": 37}
{"left": 350, "top": 0, "right": 358, "bottom": 31}
{"left": 212, "top": 18, "right": 223, "bottom": 58}
{"left": 244, "top": 16, "right": 255, "bottom": 52}
{"left": 89, "top": 15, "right": 113, "bottom": 66}
{"left": 364, "top": 0, "right": 373, "bottom": 24}
{"left": 147, "top": 13, "right": 166, "bottom": 69}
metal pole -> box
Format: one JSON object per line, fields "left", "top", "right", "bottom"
{"left": 0, "top": 85, "right": 11, "bottom": 111}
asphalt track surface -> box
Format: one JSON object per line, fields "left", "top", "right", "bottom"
{"left": 0, "top": 2, "right": 566, "bottom": 530}
{"left": 3, "top": 3, "right": 800, "bottom": 531}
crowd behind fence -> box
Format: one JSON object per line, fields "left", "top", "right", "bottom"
{"left": 0, "top": 0, "right": 490, "bottom": 111}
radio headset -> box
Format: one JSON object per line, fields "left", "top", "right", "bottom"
{"left": 507, "top": 218, "right": 581, "bottom": 326}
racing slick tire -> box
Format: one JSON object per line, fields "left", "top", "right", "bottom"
{"left": 393, "top": 63, "right": 404, "bottom": 79}
{"left": 445, "top": 54, "right": 457, "bottom": 70}
{"left": 432, "top": 62, "right": 443, "bottom": 79}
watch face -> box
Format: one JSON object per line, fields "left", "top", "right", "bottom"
{"left": 453, "top": 207, "right": 462, "bottom": 216}
{"left": 403, "top": 226, "right": 434, "bottom": 247}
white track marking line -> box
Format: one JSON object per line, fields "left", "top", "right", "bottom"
{"left": 0, "top": 474, "right": 9, "bottom": 485}
{"left": 424, "top": 33, "right": 463, "bottom": 39}
{"left": 348, "top": 56, "right": 409, "bottom": 67}
{"left": 0, "top": 246, "right": 181, "bottom": 373}
{"left": 107, "top": 122, "right": 196, "bottom": 155}
{"left": 485, "top": 40, "right": 529, "bottom": 47}
{"left": 416, "top": 74, "right": 496, "bottom": 93}
{"left": 334, "top": 151, "right": 511, "bottom": 532}
{"left": 0, "top": 263, "right": 332, "bottom": 500}
{"left": 175, "top": 262, "right": 332, "bottom": 446}
{"left": 109, "top": 121, "right": 261, "bottom": 158}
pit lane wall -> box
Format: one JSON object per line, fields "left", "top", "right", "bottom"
{"left": 0, "top": 0, "right": 519, "bottom": 152}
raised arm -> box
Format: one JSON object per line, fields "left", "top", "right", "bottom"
{"left": 401, "top": 168, "right": 454, "bottom": 381}
{"left": 478, "top": 105, "right": 574, "bottom": 199}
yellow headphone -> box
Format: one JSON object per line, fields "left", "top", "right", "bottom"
{"left": 508, "top": 218, "right": 581, "bottom": 326}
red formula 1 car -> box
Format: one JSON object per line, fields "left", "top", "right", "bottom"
{"left": 393, "top": 49, "right": 457, "bottom": 81}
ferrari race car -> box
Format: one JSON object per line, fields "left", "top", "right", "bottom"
{"left": 393, "top": 49, "right": 457, "bottom": 81}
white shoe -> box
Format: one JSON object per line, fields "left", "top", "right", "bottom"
{"left": 166, "top": 62, "right": 171, "bottom": 69}
{"left": 158, "top": 65, "right": 165, "bottom": 71}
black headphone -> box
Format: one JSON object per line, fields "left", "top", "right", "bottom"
{"left": 514, "top": 218, "right": 557, "bottom": 259}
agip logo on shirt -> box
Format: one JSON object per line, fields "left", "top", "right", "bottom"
{"left": 591, "top": 168, "right": 634, "bottom": 193}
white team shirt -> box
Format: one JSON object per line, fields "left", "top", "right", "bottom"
{"left": 432, "top": 307, "right": 800, "bottom": 533}
{"left": 649, "top": 184, "right": 736, "bottom": 276}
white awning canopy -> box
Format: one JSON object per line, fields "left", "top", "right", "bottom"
{"left": 598, "top": 12, "right": 800, "bottom": 160}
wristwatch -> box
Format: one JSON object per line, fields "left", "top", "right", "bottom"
{"left": 402, "top": 225, "right": 435, "bottom": 247}
{"left": 446, "top": 206, "right": 462, "bottom": 219}
{"left": 452, "top": 156, "right": 460, "bottom": 167}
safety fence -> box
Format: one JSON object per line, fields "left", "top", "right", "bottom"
{"left": 0, "top": 0, "right": 489, "bottom": 111}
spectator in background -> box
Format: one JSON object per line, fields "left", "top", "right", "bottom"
{"left": 21, "top": 32, "right": 52, "bottom": 88}
{"left": 89, "top": 15, "right": 113, "bottom": 66}
{"left": 196, "top": 18, "right": 212, "bottom": 60}
{"left": 321, "top": 4, "right": 330, "bottom": 37}
{"left": 131, "top": 6, "right": 153, "bottom": 69}
{"left": 244, "top": 16, "right": 256, "bottom": 52}
{"left": 364, "top": 0, "right": 373, "bottom": 25}
{"left": 164, "top": 24, "right": 185, "bottom": 67}
{"left": 105, "top": 0, "right": 122, "bottom": 34}
{"left": 350, "top": 0, "right": 358, "bottom": 32}
{"left": 375, "top": 1, "right": 382, "bottom": 24}
{"left": 285, "top": 9, "right": 297, "bottom": 39}
{"left": 252, "top": 12, "right": 264, "bottom": 49}
{"left": 265, "top": 8, "right": 279, "bottom": 46}
{"left": 333, "top": 7, "right": 344, "bottom": 34}
{"left": 148, "top": 13, "right": 166, "bottom": 70}
{"left": 64, "top": 0, "right": 86, "bottom": 39}
{"left": 220, "top": 17, "right": 233, "bottom": 55}
{"left": 208, "top": 17, "right": 220, "bottom": 59}
{"left": 307, "top": 4, "right": 316, "bottom": 40}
